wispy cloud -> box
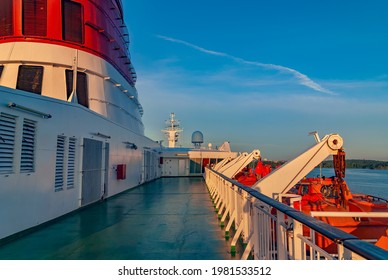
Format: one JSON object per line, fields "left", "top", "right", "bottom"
{"left": 157, "top": 35, "right": 335, "bottom": 95}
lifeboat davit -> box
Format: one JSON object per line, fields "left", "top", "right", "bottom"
{"left": 237, "top": 151, "right": 388, "bottom": 252}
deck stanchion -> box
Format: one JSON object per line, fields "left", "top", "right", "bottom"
{"left": 251, "top": 205, "right": 260, "bottom": 259}
{"left": 338, "top": 243, "right": 352, "bottom": 260}
{"left": 230, "top": 220, "right": 244, "bottom": 256}
{"left": 225, "top": 210, "right": 236, "bottom": 240}
{"left": 293, "top": 220, "right": 304, "bottom": 260}
{"left": 276, "top": 209, "right": 287, "bottom": 260}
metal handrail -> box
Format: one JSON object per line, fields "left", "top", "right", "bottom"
{"left": 206, "top": 167, "right": 388, "bottom": 260}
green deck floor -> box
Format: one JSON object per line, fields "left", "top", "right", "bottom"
{"left": 0, "top": 177, "right": 241, "bottom": 260}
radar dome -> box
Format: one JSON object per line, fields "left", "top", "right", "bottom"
{"left": 191, "top": 131, "right": 204, "bottom": 148}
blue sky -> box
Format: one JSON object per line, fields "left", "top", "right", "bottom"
{"left": 122, "top": 0, "right": 388, "bottom": 160}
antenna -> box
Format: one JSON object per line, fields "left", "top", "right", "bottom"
{"left": 161, "top": 113, "right": 183, "bottom": 148}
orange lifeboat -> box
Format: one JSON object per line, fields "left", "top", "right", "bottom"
{"left": 236, "top": 161, "right": 272, "bottom": 186}
{"left": 236, "top": 168, "right": 257, "bottom": 186}
{"left": 290, "top": 176, "right": 388, "bottom": 252}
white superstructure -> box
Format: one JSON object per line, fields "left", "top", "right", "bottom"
{"left": 0, "top": 42, "right": 162, "bottom": 240}
{"left": 0, "top": 0, "right": 164, "bottom": 242}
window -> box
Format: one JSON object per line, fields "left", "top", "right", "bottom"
{"left": 0, "top": 66, "right": 4, "bottom": 79}
{"left": 115, "top": 0, "right": 124, "bottom": 21}
{"left": 0, "top": 0, "right": 13, "bottom": 36}
{"left": 17, "top": 66, "right": 44, "bottom": 94}
{"left": 62, "top": 0, "right": 84, "bottom": 43}
{"left": 22, "top": 0, "right": 47, "bottom": 36}
{"left": 190, "top": 158, "right": 202, "bottom": 174}
{"left": 65, "top": 70, "right": 88, "bottom": 108}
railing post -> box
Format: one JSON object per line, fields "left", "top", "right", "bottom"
{"left": 242, "top": 193, "right": 251, "bottom": 245}
{"left": 252, "top": 205, "right": 260, "bottom": 260}
{"left": 292, "top": 219, "right": 304, "bottom": 260}
{"left": 231, "top": 187, "right": 246, "bottom": 256}
{"left": 338, "top": 243, "right": 353, "bottom": 260}
{"left": 220, "top": 182, "right": 231, "bottom": 228}
{"left": 276, "top": 209, "right": 287, "bottom": 260}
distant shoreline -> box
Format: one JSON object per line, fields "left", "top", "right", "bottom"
{"left": 262, "top": 160, "right": 388, "bottom": 170}
{"left": 321, "top": 159, "right": 388, "bottom": 170}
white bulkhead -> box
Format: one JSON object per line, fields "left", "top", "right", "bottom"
{"left": 0, "top": 42, "right": 160, "bottom": 240}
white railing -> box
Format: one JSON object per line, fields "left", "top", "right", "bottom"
{"left": 205, "top": 167, "right": 388, "bottom": 260}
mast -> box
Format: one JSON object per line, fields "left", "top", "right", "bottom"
{"left": 162, "top": 113, "right": 183, "bottom": 148}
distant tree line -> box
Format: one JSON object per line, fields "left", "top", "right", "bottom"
{"left": 262, "top": 160, "right": 287, "bottom": 169}
{"left": 321, "top": 159, "right": 388, "bottom": 170}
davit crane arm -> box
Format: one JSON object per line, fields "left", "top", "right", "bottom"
{"left": 213, "top": 157, "right": 233, "bottom": 171}
{"left": 252, "top": 134, "right": 344, "bottom": 198}
{"left": 218, "top": 150, "right": 261, "bottom": 179}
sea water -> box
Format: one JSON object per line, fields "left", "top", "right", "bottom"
{"left": 308, "top": 168, "right": 388, "bottom": 199}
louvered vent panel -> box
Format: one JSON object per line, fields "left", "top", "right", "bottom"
{"left": 67, "top": 137, "right": 76, "bottom": 188}
{"left": 55, "top": 136, "right": 66, "bottom": 190}
{"left": 0, "top": 113, "right": 16, "bottom": 173}
{"left": 20, "top": 119, "right": 36, "bottom": 172}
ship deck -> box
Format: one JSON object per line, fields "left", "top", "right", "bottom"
{"left": 0, "top": 177, "right": 240, "bottom": 260}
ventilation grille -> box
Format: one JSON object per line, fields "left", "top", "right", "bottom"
{"left": 55, "top": 135, "right": 65, "bottom": 190}
{"left": 67, "top": 137, "right": 76, "bottom": 188}
{"left": 0, "top": 113, "right": 16, "bottom": 173}
{"left": 20, "top": 119, "right": 36, "bottom": 172}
